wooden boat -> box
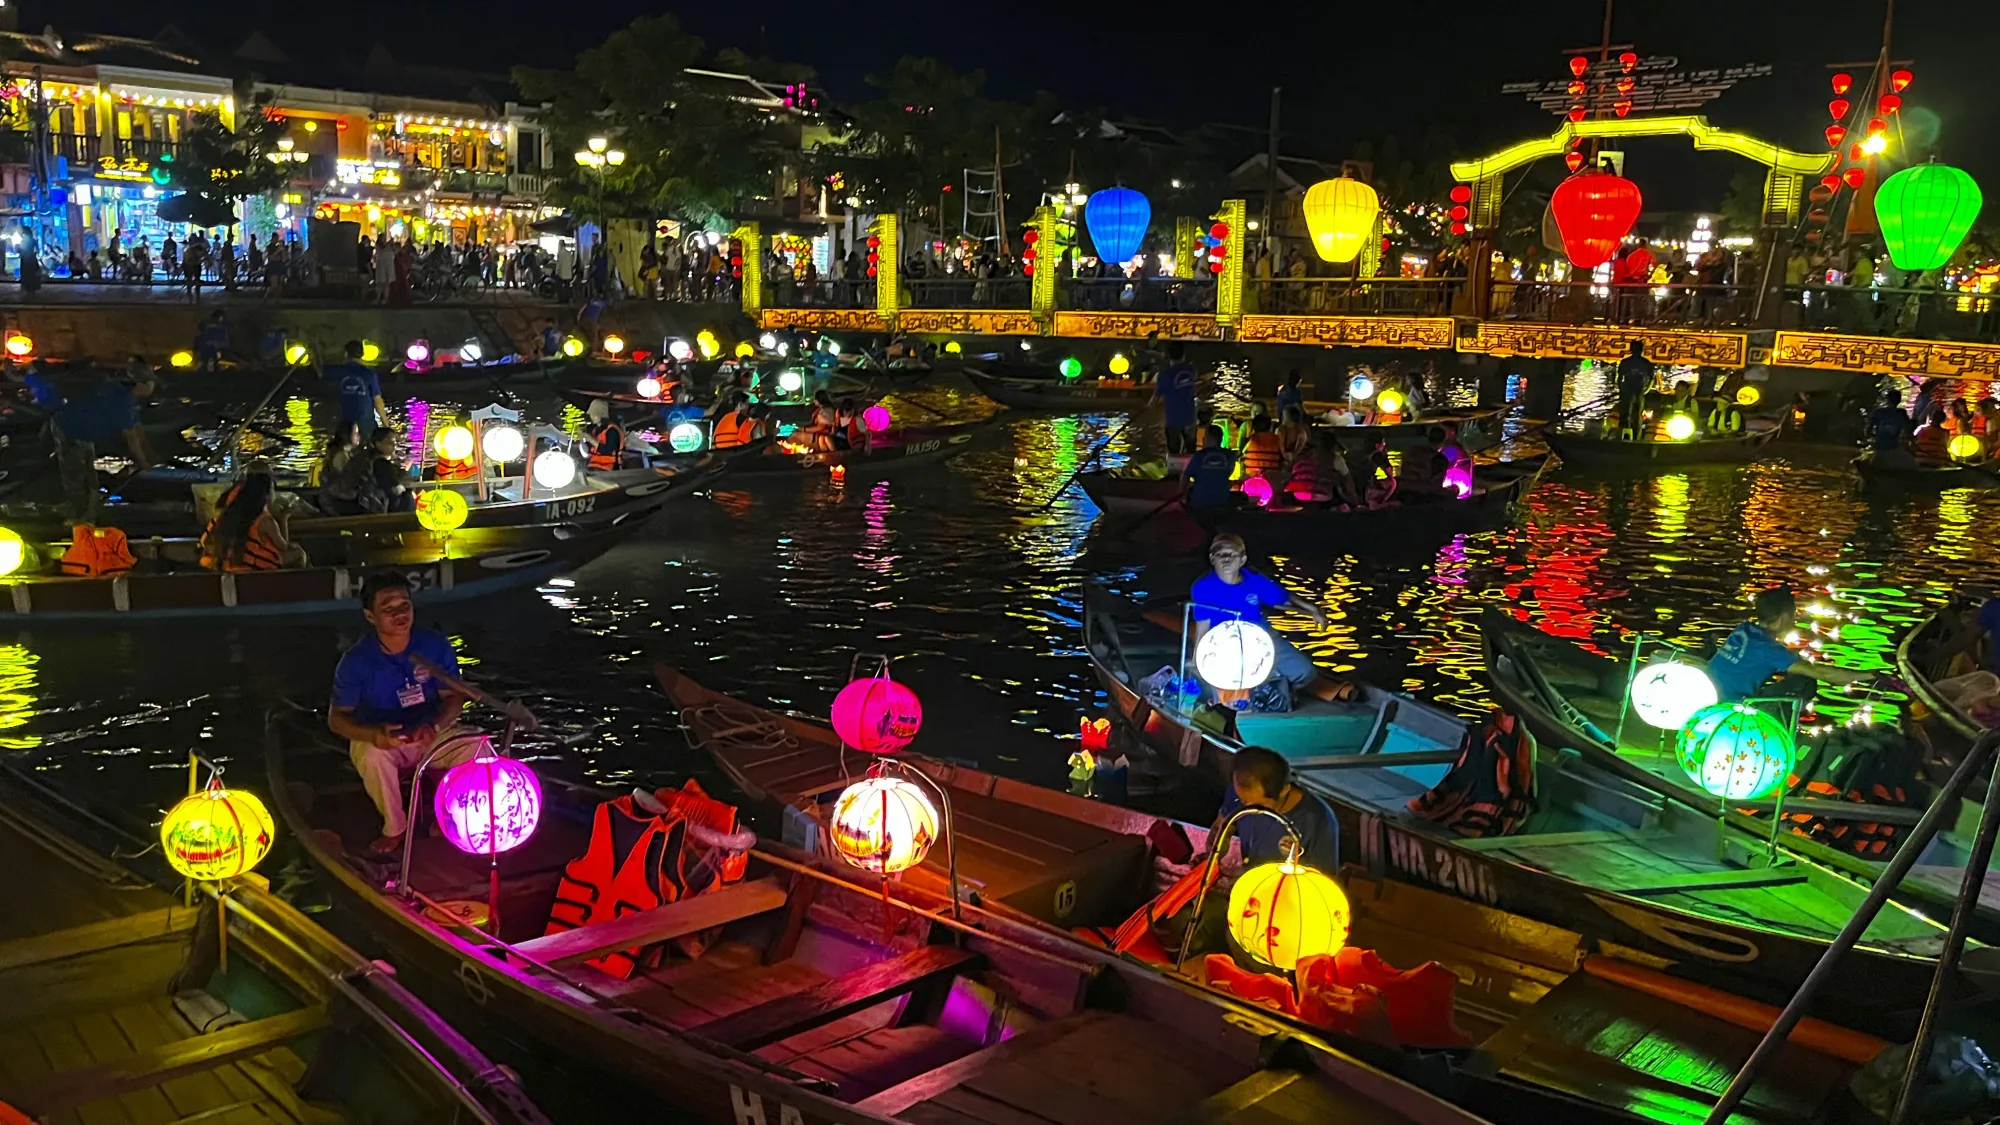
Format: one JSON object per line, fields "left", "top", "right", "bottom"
{"left": 1299, "top": 405, "right": 1508, "bottom": 451}
{"left": 1542, "top": 418, "right": 1780, "bottom": 469}
{"left": 658, "top": 665, "right": 1891, "bottom": 1125}
{"left": 265, "top": 712, "right": 1497, "bottom": 1125}
{"left": 1852, "top": 451, "right": 2000, "bottom": 492}
{"left": 1080, "top": 585, "right": 1969, "bottom": 1036}
{"left": 0, "top": 765, "right": 549, "bottom": 1125}
{"left": 964, "top": 366, "right": 1156, "bottom": 412}
{"left": 0, "top": 518, "right": 640, "bottom": 623}
{"left": 729, "top": 418, "right": 997, "bottom": 478}
{"left": 1896, "top": 600, "right": 1988, "bottom": 764}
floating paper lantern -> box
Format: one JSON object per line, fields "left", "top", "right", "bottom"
{"left": 1240, "top": 474, "right": 1273, "bottom": 507}
{"left": 830, "top": 776, "right": 938, "bottom": 874}
{"left": 1950, "top": 433, "right": 1982, "bottom": 461}
{"left": 407, "top": 340, "right": 431, "bottom": 364}
{"left": 170, "top": 350, "right": 195, "bottom": 368}
{"left": 1876, "top": 164, "right": 1984, "bottom": 272}
{"left": 1442, "top": 462, "right": 1474, "bottom": 498}
{"left": 1349, "top": 374, "right": 1375, "bottom": 401}
{"left": 1664, "top": 414, "right": 1697, "bottom": 441}
{"left": 0, "top": 528, "right": 24, "bottom": 576}
{"left": 1736, "top": 385, "right": 1762, "bottom": 407}
{"left": 1059, "top": 356, "right": 1083, "bottom": 379}
{"left": 668, "top": 422, "right": 705, "bottom": 453}
{"left": 1678, "top": 703, "right": 1794, "bottom": 800}
{"left": 636, "top": 375, "right": 663, "bottom": 398}
{"left": 1302, "top": 176, "right": 1381, "bottom": 264}
{"left": 602, "top": 335, "right": 626, "bottom": 356}
{"left": 1227, "top": 855, "right": 1350, "bottom": 970}
{"left": 776, "top": 370, "right": 804, "bottom": 395}
{"left": 863, "top": 405, "right": 892, "bottom": 433}
{"left": 1550, "top": 171, "right": 1644, "bottom": 270}
{"left": 1085, "top": 187, "right": 1150, "bottom": 266}
{"left": 482, "top": 425, "right": 524, "bottom": 463}
{"left": 161, "top": 783, "right": 275, "bottom": 880}
{"left": 415, "top": 489, "right": 469, "bottom": 533}
{"left": 434, "top": 751, "right": 542, "bottom": 855}
{"left": 532, "top": 449, "right": 577, "bottom": 489}
{"left": 667, "top": 338, "right": 693, "bottom": 362}
{"left": 1194, "top": 620, "right": 1277, "bottom": 692}
{"left": 832, "top": 674, "right": 924, "bottom": 754}
{"left": 1630, "top": 660, "right": 1719, "bottom": 730}
{"left": 1109, "top": 353, "right": 1131, "bottom": 376}
{"left": 1376, "top": 389, "right": 1406, "bottom": 416}
{"left": 433, "top": 425, "right": 475, "bottom": 462}
{"left": 561, "top": 337, "right": 585, "bottom": 358}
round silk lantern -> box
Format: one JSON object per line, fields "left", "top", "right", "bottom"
{"left": 532, "top": 449, "right": 577, "bottom": 490}
{"left": 1058, "top": 356, "right": 1083, "bottom": 380}
{"left": 1664, "top": 414, "right": 1697, "bottom": 441}
{"left": 1376, "top": 389, "right": 1406, "bottom": 416}
{"left": 1109, "top": 353, "right": 1131, "bottom": 376}
{"left": 482, "top": 425, "right": 525, "bottom": 463}
{"left": 1348, "top": 374, "right": 1375, "bottom": 401}
{"left": 1875, "top": 163, "right": 1983, "bottom": 272}
{"left": 434, "top": 425, "right": 476, "bottom": 463}
{"left": 1551, "top": 170, "right": 1644, "bottom": 270}
{"left": 668, "top": 338, "right": 694, "bottom": 362}
{"left": 863, "top": 405, "right": 892, "bottom": 433}
{"left": 1677, "top": 703, "right": 1794, "bottom": 800}
{"left": 1735, "top": 385, "right": 1762, "bottom": 407}
{"left": 668, "top": 422, "right": 705, "bottom": 453}
{"left": 435, "top": 751, "right": 542, "bottom": 855}
{"left": 1302, "top": 176, "right": 1380, "bottom": 264}
{"left": 1084, "top": 187, "right": 1150, "bottom": 266}
{"left": 637, "top": 375, "right": 664, "bottom": 398}
{"left": 562, "top": 337, "right": 585, "bottom": 358}
{"left": 830, "top": 775, "right": 939, "bottom": 874}
{"left": 1194, "top": 620, "right": 1277, "bottom": 692}
{"left": 832, "top": 674, "right": 924, "bottom": 754}
{"left": 1227, "top": 853, "right": 1350, "bottom": 970}
{"left": 1630, "top": 660, "right": 1718, "bottom": 730}
{"left": 415, "top": 489, "right": 469, "bottom": 533}
{"left": 602, "top": 335, "right": 626, "bottom": 356}
{"left": 0, "top": 527, "right": 26, "bottom": 576}
{"left": 777, "top": 370, "right": 805, "bottom": 394}
{"left": 1950, "top": 433, "right": 1982, "bottom": 461}
{"left": 1240, "top": 475, "right": 1273, "bottom": 507}
{"left": 1442, "top": 462, "right": 1474, "bottom": 498}
{"left": 162, "top": 782, "right": 275, "bottom": 880}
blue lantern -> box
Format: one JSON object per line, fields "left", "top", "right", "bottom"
{"left": 1085, "top": 187, "right": 1150, "bottom": 266}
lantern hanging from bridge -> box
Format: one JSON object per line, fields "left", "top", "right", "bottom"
{"left": 1875, "top": 163, "right": 1984, "bottom": 272}
{"left": 1301, "top": 176, "right": 1379, "bottom": 264}
{"left": 1550, "top": 170, "right": 1643, "bottom": 271}
{"left": 1084, "top": 187, "right": 1150, "bottom": 267}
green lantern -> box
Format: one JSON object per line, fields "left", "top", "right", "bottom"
{"left": 1058, "top": 356, "right": 1083, "bottom": 380}
{"left": 1875, "top": 163, "right": 1983, "bottom": 271}
{"left": 1677, "top": 703, "right": 1794, "bottom": 800}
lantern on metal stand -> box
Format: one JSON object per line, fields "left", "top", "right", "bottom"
{"left": 163, "top": 758, "right": 278, "bottom": 971}
{"left": 1174, "top": 806, "right": 1350, "bottom": 972}
{"left": 827, "top": 653, "right": 959, "bottom": 919}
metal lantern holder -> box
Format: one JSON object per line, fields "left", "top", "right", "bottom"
{"left": 838, "top": 653, "right": 960, "bottom": 922}
{"left": 1172, "top": 805, "right": 1301, "bottom": 972}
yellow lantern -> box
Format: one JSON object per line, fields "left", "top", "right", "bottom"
{"left": 284, "top": 342, "right": 310, "bottom": 366}
{"left": 1735, "top": 385, "right": 1762, "bottom": 407}
{"left": 433, "top": 425, "right": 476, "bottom": 462}
{"left": 1109, "top": 353, "right": 1131, "bottom": 376}
{"left": 415, "top": 489, "right": 469, "bottom": 532}
{"left": 170, "top": 350, "right": 195, "bottom": 368}
{"left": 696, "top": 329, "right": 721, "bottom": 359}
{"left": 1302, "top": 176, "right": 1381, "bottom": 264}
{"left": 0, "top": 527, "right": 26, "bottom": 576}
{"left": 562, "top": 337, "right": 585, "bottom": 358}
{"left": 3, "top": 331, "right": 33, "bottom": 358}
{"left": 1226, "top": 853, "right": 1350, "bottom": 970}
{"left": 602, "top": 334, "right": 626, "bottom": 356}
{"left": 1950, "top": 433, "right": 1983, "bottom": 461}
{"left": 829, "top": 775, "right": 939, "bottom": 875}
{"left": 161, "top": 783, "right": 275, "bottom": 880}
{"left": 734, "top": 341, "right": 756, "bottom": 358}
{"left": 1376, "top": 389, "right": 1406, "bottom": 415}
{"left": 360, "top": 340, "right": 383, "bottom": 364}
{"left": 1664, "top": 414, "right": 1697, "bottom": 441}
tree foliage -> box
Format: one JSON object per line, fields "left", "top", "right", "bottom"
{"left": 160, "top": 95, "right": 291, "bottom": 226}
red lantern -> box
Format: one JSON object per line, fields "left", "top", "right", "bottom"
{"left": 1828, "top": 98, "right": 1850, "bottom": 121}
{"left": 1450, "top": 221, "right": 1468, "bottom": 236}
{"left": 866, "top": 235, "right": 880, "bottom": 248}
{"left": 1449, "top": 205, "right": 1468, "bottom": 221}
{"left": 1878, "top": 94, "right": 1902, "bottom": 114}
{"left": 1569, "top": 56, "right": 1590, "bottom": 77}
{"left": 1567, "top": 105, "right": 1586, "bottom": 123}
{"left": 1807, "top": 186, "right": 1833, "bottom": 205}
{"left": 1866, "top": 116, "right": 1888, "bottom": 136}
{"left": 1849, "top": 144, "right": 1866, "bottom": 162}
{"left": 1616, "top": 76, "right": 1635, "bottom": 94}
{"left": 1808, "top": 208, "right": 1830, "bottom": 224}
{"left": 1023, "top": 229, "right": 1039, "bottom": 244}
{"left": 1832, "top": 73, "right": 1853, "bottom": 95}
{"left": 1022, "top": 246, "right": 1036, "bottom": 261}
{"left": 1618, "top": 51, "right": 1637, "bottom": 71}
{"left": 1805, "top": 229, "right": 1824, "bottom": 245}
{"left": 1210, "top": 243, "right": 1228, "bottom": 259}
{"left": 1820, "top": 173, "right": 1842, "bottom": 192}
{"left": 1567, "top": 80, "right": 1586, "bottom": 97}
{"left": 1844, "top": 167, "right": 1867, "bottom": 190}
{"left": 1565, "top": 151, "right": 1585, "bottom": 173}
{"left": 1614, "top": 99, "right": 1632, "bottom": 118}
{"left": 866, "top": 265, "right": 878, "bottom": 277}
{"left": 1549, "top": 170, "right": 1643, "bottom": 270}
{"left": 1825, "top": 124, "right": 1847, "bottom": 148}
{"left": 1891, "top": 69, "right": 1913, "bottom": 93}
{"left": 1210, "top": 222, "right": 1229, "bottom": 240}
{"left": 1449, "top": 185, "right": 1471, "bottom": 204}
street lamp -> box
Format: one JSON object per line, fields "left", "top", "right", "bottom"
{"left": 606, "top": 150, "right": 626, "bottom": 167}
{"left": 587, "top": 136, "right": 608, "bottom": 155}
{"left": 573, "top": 141, "right": 622, "bottom": 260}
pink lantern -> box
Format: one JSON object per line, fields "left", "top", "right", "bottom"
{"left": 1239, "top": 474, "right": 1273, "bottom": 507}
{"left": 1442, "top": 463, "right": 1474, "bottom": 499}
{"left": 434, "top": 751, "right": 542, "bottom": 855}
{"left": 831, "top": 675, "right": 924, "bottom": 754}
{"left": 862, "top": 404, "right": 892, "bottom": 433}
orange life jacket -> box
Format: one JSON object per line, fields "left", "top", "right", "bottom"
{"left": 199, "top": 514, "right": 285, "bottom": 572}
{"left": 588, "top": 421, "right": 626, "bottom": 471}
{"left": 61, "top": 523, "right": 135, "bottom": 577}
{"left": 712, "top": 412, "right": 758, "bottom": 450}
{"left": 434, "top": 453, "right": 478, "bottom": 481}
{"left": 1240, "top": 432, "right": 1284, "bottom": 477}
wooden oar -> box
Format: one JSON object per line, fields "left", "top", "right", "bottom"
{"left": 1031, "top": 407, "right": 1153, "bottom": 513}
{"left": 409, "top": 655, "right": 539, "bottom": 733}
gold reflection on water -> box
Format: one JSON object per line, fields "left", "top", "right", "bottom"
{"left": 281, "top": 396, "right": 320, "bottom": 474}
{"left": 1652, "top": 473, "right": 1689, "bottom": 546}
{"left": 1934, "top": 489, "right": 1976, "bottom": 561}
{"left": 0, "top": 643, "right": 41, "bottom": 750}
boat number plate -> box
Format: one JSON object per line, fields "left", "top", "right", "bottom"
{"left": 729, "top": 1085, "right": 806, "bottom": 1125}
{"left": 1382, "top": 825, "right": 1499, "bottom": 906}
{"left": 543, "top": 496, "right": 598, "bottom": 521}
{"left": 1053, "top": 880, "right": 1077, "bottom": 920}
{"left": 903, "top": 439, "right": 942, "bottom": 457}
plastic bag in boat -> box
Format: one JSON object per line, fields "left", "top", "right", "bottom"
{"left": 1850, "top": 1033, "right": 2000, "bottom": 1120}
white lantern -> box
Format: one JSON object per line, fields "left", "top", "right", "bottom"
{"left": 461, "top": 340, "right": 484, "bottom": 363}
{"left": 636, "top": 375, "right": 663, "bottom": 398}
{"left": 1630, "top": 660, "right": 1719, "bottom": 730}
{"left": 830, "top": 776, "right": 939, "bottom": 874}
{"left": 667, "top": 339, "right": 693, "bottom": 362}
{"left": 777, "top": 370, "right": 804, "bottom": 394}
{"left": 1194, "top": 620, "right": 1277, "bottom": 692}
{"left": 533, "top": 450, "right": 578, "bottom": 489}
{"left": 758, "top": 332, "right": 778, "bottom": 351}
{"left": 823, "top": 338, "right": 841, "bottom": 357}
{"left": 668, "top": 422, "right": 705, "bottom": 453}
{"left": 481, "top": 425, "right": 524, "bottom": 463}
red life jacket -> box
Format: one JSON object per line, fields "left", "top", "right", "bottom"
{"left": 62, "top": 523, "right": 135, "bottom": 577}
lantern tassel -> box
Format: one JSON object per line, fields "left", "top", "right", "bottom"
{"left": 217, "top": 893, "right": 228, "bottom": 974}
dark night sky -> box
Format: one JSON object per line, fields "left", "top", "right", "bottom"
{"left": 26, "top": 0, "right": 2000, "bottom": 210}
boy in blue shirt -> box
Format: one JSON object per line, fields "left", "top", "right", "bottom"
{"left": 1181, "top": 425, "right": 1239, "bottom": 513}
{"left": 329, "top": 574, "right": 480, "bottom": 852}
{"left": 1190, "top": 533, "right": 1327, "bottom": 696}
{"left": 1708, "top": 588, "right": 1870, "bottom": 703}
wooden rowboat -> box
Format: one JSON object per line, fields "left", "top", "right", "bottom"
{"left": 964, "top": 367, "right": 1156, "bottom": 412}
{"left": 266, "top": 709, "right": 1496, "bottom": 1125}
{"left": 1852, "top": 452, "right": 2000, "bottom": 492}
{"left": 728, "top": 418, "right": 998, "bottom": 478}
{"left": 1299, "top": 405, "right": 1508, "bottom": 451}
{"left": 658, "top": 664, "right": 1893, "bottom": 1125}
{"left": 0, "top": 518, "right": 640, "bottom": 623}
{"left": 0, "top": 765, "right": 549, "bottom": 1125}
{"left": 1543, "top": 418, "right": 1780, "bottom": 469}
{"left": 1080, "top": 585, "right": 1974, "bottom": 1037}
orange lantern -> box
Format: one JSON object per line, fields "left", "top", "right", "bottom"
{"left": 1832, "top": 72, "right": 1853, "bottom": 95}
{"left": 1891, "top": 69, "right": 1913, "bottom": 93}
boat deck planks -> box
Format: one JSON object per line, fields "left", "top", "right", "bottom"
{"left": 0, "top": 819, "right": 145, "bottom": 942}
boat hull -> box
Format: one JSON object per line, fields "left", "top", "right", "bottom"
{"left": 965, "top": 368, "right": 1154, "bottom": 412}
{"left": 1544, "top": 418, "right": 1780, "bottom": 469}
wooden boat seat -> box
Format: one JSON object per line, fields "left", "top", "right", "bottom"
{"left": 512, "top": 877, "right": 789, "bottom": 966}
{"left": 693, "top": 944, "right": 984, "bottom": 1051}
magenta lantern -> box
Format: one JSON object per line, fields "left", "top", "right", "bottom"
{"left": 831, "top": 675, "right": 924, "bottom": 754}
{"left": 1442, "top": 463, "right": 1475, "bottom": 498}
{"left": 1239, "top": 474, "right": 1273, "bottom": 507}
{"left": 434, "top": 751, "right": 542, "bottom": 854}
{"left": 863, "top": 405, "right": 892, "bottom": 433}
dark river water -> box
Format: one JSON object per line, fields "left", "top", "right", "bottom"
{"left": 7, "top": 366, "right": 1996, "bottom": 838}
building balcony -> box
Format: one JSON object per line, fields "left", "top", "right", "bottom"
{"left": 49, "top": 133, "right": 99, "bottom": 168}
{"left": 113, "top": 137, "right": 178, "bottom": 162}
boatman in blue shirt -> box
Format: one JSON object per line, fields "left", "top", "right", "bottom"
{"left": 329, "top": 574, "right": 481, "bottom": 854}
{"left": 1181, "top": 425, "right": 1240, "bottom": 514}
{"left": 324, "top": 340, "right": 388, "bottom": 432}
{"left": 53, "top": 374, "right": 157, "bottom": 521}
{"left": 1152, "top": 342, "right": 1199, "bottom": 455}
{"left": 1707, "top": 587, "right": 1871, "bottom": 704}
{"left": 1191, "top": 533, "right": 1328, "bottom": 699}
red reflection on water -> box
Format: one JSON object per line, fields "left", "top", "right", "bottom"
{"left": 1505, "top": 483, "right": 1614, "bottom": 646}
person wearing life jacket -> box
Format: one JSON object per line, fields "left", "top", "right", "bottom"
{"left": 1706, "top": 394, "right": 1743, "bottom": 434}
{"left": 585, "top": 397, "right": 626, "bottom": 471}
{"left": 711, "top": 400, "right": 767, "bottom": 450}
{"left": 543, "top": 783, "right": 755, "bottom": 978}
{"left": 1282, "top": 430, "right": 1348, "bottom": 505}
{"left": 199, "top": 469, "right": 300, "bottom": 573}
{"left": 1912, "top": 406, "right": 1952, "bottom": 467}
{"left": 836, "top": 397, "right": 867, "bottom": 451}
{"left": 61, "top": 522, "right": 136, "bottom": 577}
{"left": 1239, "top": 414, "right": 1284, "bottom": 478}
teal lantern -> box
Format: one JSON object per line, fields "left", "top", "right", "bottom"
{"left": 1875, "top": 163, "right": 1983, "bottom": 271}
{"left": 1084, "top": 187, "right": 1150, "bottom": 266}
{"left": 1058, "top": 356, "right": 1083, "bottom": 379}
{"left": 1677, "top": 703, "right": 1794, "bottom": 800}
